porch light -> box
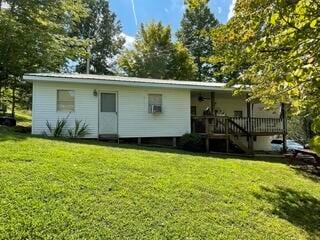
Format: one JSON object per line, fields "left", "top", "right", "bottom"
{"left": 93, "top": 89, "right": 98, "bottom": 97}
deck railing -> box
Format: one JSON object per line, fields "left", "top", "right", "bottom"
{"left": 192, "top": 116, "right": 284, "bottom": 135}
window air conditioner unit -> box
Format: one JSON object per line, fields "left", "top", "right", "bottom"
{"left": 151, "top": 105, "right": 162, "bottom": 113}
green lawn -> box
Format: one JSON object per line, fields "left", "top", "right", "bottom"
{"left": 14, "top": 110, "right": 32, "bottom": 127}
{"left": 0, "top": 128, "right": 320, "bottom": 239}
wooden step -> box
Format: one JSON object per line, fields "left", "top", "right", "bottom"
{"left": 229, "top": 135, "right": 252, "bottom": 155}
{"left": 99, "top": 134, "right": 119, "bottom": 140}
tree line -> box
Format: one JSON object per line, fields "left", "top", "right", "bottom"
{"left": 0, "top": 0, "right": 219, "bottom": 117}
{"left": 0, "top": 0, "right": 319, "bottom": 150}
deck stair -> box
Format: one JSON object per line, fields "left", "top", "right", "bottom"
{"left": 227, "top": 119, "right": 252, "bottom": 154}
{"left": 229, "top": 135, "right": 251, "bottom": 154}
{"left": 193, "top": 116, "right": 258, "bottom": 154}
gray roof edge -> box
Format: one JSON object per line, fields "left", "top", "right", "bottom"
{"left": 24, "top": 73, "right": 248, "bottom": 92}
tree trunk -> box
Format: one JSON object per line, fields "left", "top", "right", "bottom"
{"left": 11, "top": 85, "right": 16, "bottom": 118}
{"left": 0, "top": 85, "right": 2, "bottom": 115}
{"left": 196, "top": 55, "right": 202, "bottom": 81}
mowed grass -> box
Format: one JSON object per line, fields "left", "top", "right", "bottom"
{"left": 15, "top": 110, "right": 32, "bottom": 127}
{"left": 0, "top": 129, "right": 320, "bottom": 239}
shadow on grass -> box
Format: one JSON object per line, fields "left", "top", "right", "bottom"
{"left": 254, "top": 186, "right": 320, "bottom": 237}
{"left": 0, "top": 126, "right": 29, "bottom": 141}
{"left": 0, "top": 128, "right": 288, "bottom": 165}
{"left": 291, "top": 165, "right": 320, "bottom": 183}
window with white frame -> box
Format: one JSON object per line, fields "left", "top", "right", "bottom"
{"left": 57, "top": 90, "right": 75, "bottom": 112}
{"left": 148, "top": 94, "right": 162, "bottom": 113}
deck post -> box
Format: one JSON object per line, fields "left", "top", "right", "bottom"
{"left": 247, "top": 100, "right": 254, "bottom": 154}
{"left": 172, "top": 137, "right": 177, "bottom": 147}
{"left": 210, "top": 92, "right": 216, "bottom": 116}
{"left": 205, "top": 137, "right": 210, "bottom": 153}
{"left": 226, "top": 118, "right": 229, "bottom": 153}
{"left": 281, "top": 103, "right": 288, "bottom": 153}
{"left": 192, "top": 118, "right": 196, "bottom": 133}
{"left": 205, "top": 117, "right": 210, "bottom": 152}
{"left": 137, "top": 137, "right": 142, "bottom": 145}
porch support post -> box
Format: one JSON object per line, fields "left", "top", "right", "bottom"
{"left": 281, "top": 103, "right": 288, "bottom": 153}
{"left": 226, "top": 118, "right": 229, "bottom": 153}
{"left": 192, "top": 118, "right": 196, "bottom": 133}
{"left": 205, "top": 137, "right": 210, "bottom": 153}
{"left": 172, "top": 137, "right": 177, "bottom": 148}
{"left": 210, "top": 92, "right": 216, "bottom": 116}
{"left": 205, "top": 117, "right": 210, "bottom": 153}
{"left": 137, "top": 137, "right": 142, "bottom": 145}
{"left": 247, "top": 100, "right": 254, "bottom": 154}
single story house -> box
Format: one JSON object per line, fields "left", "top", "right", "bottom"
{"left": 24, "top": 73, "right": 287, "bottom": 154}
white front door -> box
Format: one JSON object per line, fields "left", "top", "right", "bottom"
{"left": 99, "top": 92, "right": 118, "bottom": 135}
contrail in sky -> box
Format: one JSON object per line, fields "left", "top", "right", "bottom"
{"left": 130, "top": 0, "right": 138, "bottom": 26}
{"left": 228, "top": 0, "right": 236, "bottom": 20}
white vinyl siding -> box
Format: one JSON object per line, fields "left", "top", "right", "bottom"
{"left": 32, "top": 81, "right": 98, "bottom": 138}
{"left": 32, "top": 81, "right": 191, "bottom": 138}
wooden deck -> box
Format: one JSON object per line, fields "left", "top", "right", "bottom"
{"left": 192, "top": 116, "right": 287, "bottom": 154}
{"left": 192, "top": 116, "right": 285, "bottom": 136}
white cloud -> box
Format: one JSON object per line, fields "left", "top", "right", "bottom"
{"left": 228, "top": 0, "right": 236, "bottom": 20}
{"left": 121, "top": 33, "right": 135, "bottom": 50}
{"left": 1, "top": 1, "right": 10, "bottom": 9}
{"left": 170, "top": 0, "right": 184, "bottom": 12}
{"left": 130, "top": 0, "right": 138, "bottom": 26}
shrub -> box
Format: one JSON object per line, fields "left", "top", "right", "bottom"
{"left": 46, "top": 118, "right": 68, "bottom": 137}
{"left": 14, "top": 126, "right": 31, "bottom": 133}
{"left": 46, "top": 116, "right": 89, "bottom": 139}
{"left": 179, "top": 133, "right": 204, "bottom": 152}
{"left": 68, "top": 120, "right": 89, "bottom": 138}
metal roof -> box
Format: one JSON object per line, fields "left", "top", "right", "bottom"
{"left": 24, "top": 73, "right": 245, "bottom": 91}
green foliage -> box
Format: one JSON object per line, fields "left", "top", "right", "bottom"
{"left": 177, "top": 0, "right": 219, "bottom": 81}
{"left": 179, "top": 133, "right": 204, "bottom": 152}
{"left": 46, "top": 116, "right": 89, "bottom": 139}
{"left": 68, "top": 120, "right": 89, "bottom": 138}
{"left": 311, "top": 118, "right": 320, "bottom": 153}
{"left": 0, "top": 0, "right": 89, "bottom": 115}
{"left": 212, "top": 0, "right": 320, "bottom": 148}
{"left": 1, "top": 129, "right": 320, "bottom": 238}
{"left": 287, "top": 116, "right": 312, "bottom": 144}
{"left": 118, "top": 22, "right": 196, "bottom": 80}
{"left": 46, "top": 118, "right": 68, "bottom": 138}
{"left": 0, "top": 0, "right": 89, "bottom": 76}
{"left": 0, "top": 102, "right": 6, "bottom": 114}
{"left": 73, "top": 0, "right": 125, "bottom": 74}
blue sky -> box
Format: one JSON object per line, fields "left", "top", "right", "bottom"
{"left": 109, "top": 0, "right": 236, "bottom": 46}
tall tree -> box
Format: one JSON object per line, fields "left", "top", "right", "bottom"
{"left": 212, "top": 0, "right": 320, "bottom": 151}
{"left": 73, "top": 0, "right": 125, "bottom": 74}
{"left": 118, "top": 22, "right": 196, "bottom": 80}
{"left": 177, "top": 0, "right": 219, "bottom": 81}
{"left": 0, "top": 0, "right": 89, "bottom": 116}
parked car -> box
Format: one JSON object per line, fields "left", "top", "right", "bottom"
{"left": 271, "top": 139, "right": 304, "bottom": 152}
{"left": 0, "top": 117, "right": 16, "bottom": 127}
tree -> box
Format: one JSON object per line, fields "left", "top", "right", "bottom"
{"left": 0, "top": 0, "right": 89, "bottom": 116}
{"left": 177, "top": 0, "right": 219, "bottom": 81}
{"left": 118, "top": 22, "right": 195, "bottom": 80}
{"left": 212, "top": 0, "right": 320, "bottom": 151}
{"left": 73, "top": 0, "right": 125, "bottom": 74}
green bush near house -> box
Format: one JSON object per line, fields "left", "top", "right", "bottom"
{"left": 179, "top": 133, "right": 204, "bottom": 152}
